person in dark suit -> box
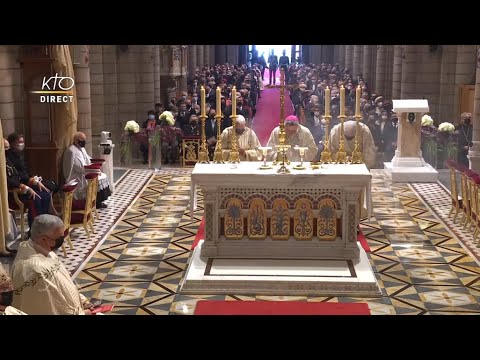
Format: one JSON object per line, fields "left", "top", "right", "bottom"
{"left": 279, "top": 49, "right": 290, "bottom": 82}
{"left": 205, "top": 108, "right": 219, "bottom": 159}
{"left": 267, "top": 50, "right": 278, "bottom": 85}
{"left": 383, "top": 112, "right": 399, "bottom": 162}
{"left": 258, "top": 52, "right": 267, "bottom": 80}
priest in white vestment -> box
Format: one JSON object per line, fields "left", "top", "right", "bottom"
{"left": 63, "top": 132, "right": 111, "bottom": 208}
{"left": 11, "top": 215, "right": 95, "bottom": 315}
{"left": 266, "top": 115, "right": 318, "bottom": 162}
{"left": 220, "top": 115, "right": 262, "bottom": 161}
{"left": 1, "top": 264, "right": 27, "bottom": 315}
{"left": 330, "top": 120, "right": 376, "bottom": 169}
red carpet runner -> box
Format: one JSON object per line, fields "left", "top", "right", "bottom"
{"left": 194, "top": 300, "right": 371, "bottom": 315}
{"left": 191, "top": 217, "right": 371, "bottom": 253}
{"left": 253, "top": 68, "right": 295, "bottom": 145}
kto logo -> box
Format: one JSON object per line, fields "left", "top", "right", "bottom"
{"left": 31, "top": 73, "right": 75, "bottom": 103}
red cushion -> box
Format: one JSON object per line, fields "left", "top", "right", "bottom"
{"left": 72, "top": 199, "right": 86, "bottom": 210}
{"left": 90, "top": 158, "right": 105, "bottom": 163}
{"left": 84, "top": 164, "right": 102, "bottom": 170}
{"left": 71, "top": 212, "right": 91, "bottom": 224}
{"left": 472, "top": 174, "right": 480, "bottom": 185}
{"left": 85, "top": 172, "right": 99, "bottom": 180}
{"left": 465, "top": 169, "right": 477, "bottom": 178}
{"left": 445, "top": 159, "right": 457, "bottom": 169}
{"left": 62, "top": 183, "right": 78, "bottom": 192}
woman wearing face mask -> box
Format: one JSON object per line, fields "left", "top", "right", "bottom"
{"left": 4, "top": 138, "right": 57, "bottom": 231}
{"left": 0, "top": 264, "right": 27, "bottom": 315}
{"left": 456, "top": 112, "right": 473, "bottom": 167}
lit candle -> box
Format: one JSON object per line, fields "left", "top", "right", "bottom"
{"left": 200, "top": 86, "right": 206, "bottom": 117}
{"left": 232, "top": 86, "right": 237, "bottom": 117}
{"left": 340, "top": 85, "right": 345, "bottom": 116}
{"left": 216, "top": 86, "right": 221, "bottom": 117}
{"left": 355, "top": 85, "right": 361, "bottom": 117}
{"left": 325, "top": 86, "right": 331, "bottom": 117}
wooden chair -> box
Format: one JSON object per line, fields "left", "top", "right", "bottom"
{"left": 182, "top": 137, "right": 201, "bottom": 167}
{"left": 445, "top": 160, "right": 462, "bottom": 223}
{"left": 460, "top": 168, "right": 475, "bottom": 229}
{"left": 69, "top": 173, "right": 98, "bottom": 238}
{"left": 85, "top": 160, "right": 104, "bottom": 221}
{"left": 60, "top": 181, "right": 78, "bottom": 257}
{"left": 465, "top": 169, "right": 478, "bottom": 232}
{"left": 7, "top": 189, "right": 29, "bottom": 241}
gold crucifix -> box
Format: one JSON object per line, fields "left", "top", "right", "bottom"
{"left": 264, "top": 68, "right": 297, "bottom": 165}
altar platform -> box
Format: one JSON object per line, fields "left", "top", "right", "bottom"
{"left": 180, "top": 240, "right": 380, "bottom": 296}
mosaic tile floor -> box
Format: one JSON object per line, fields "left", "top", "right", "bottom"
{"left": 74, "top": 168, "right": 480, "bottom": 315}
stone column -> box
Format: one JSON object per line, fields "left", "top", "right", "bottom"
{"left": 375, "top": 45, "right": 386, "bottom": 96}
{"left": 196, "top": 45, "right": 204, "bottom": 68}
{"left": 179, "top": 45, "right": 188, "bottom": 92}
{"left": 333, "top": 45, "right": 340, "bottom": 65}
{"left": 89, "top": 45, "right": 105, "bottom": 155}
{"left": 153, "top": 45, "right": 161, "bottom": 103}
{"left": 353, "top": 45, "right": 363, "bottom": 79}
{"left": 204, "top": 45, "right": 210, "bottom": 66}
{"left": 135, "top": 45, "right": 155, "bottom": 122}
{"left": 338, "top": 45, "right": 346, "bottom": 68}
{"left": 210, "top": 45, "right": 216, "bottom": 65}
{"left": 101, "top": 45, "right": 119, "bottom": 152}
{"left": 227, "top": 45, "right": 237, "bottom": 64}
{"left": 188, "top": 45, "right": 197, "bottom": 79}
{"left": 438, "top": 45, "right": 457, "bottom": 124}
{"left": 469, "top": 46, "right": 480, "bottom": 171}
{"left": 362, "top": 45, "right": 372, "bottom": 86}
{"left": 384, "top": 46, "right": 394, "bottom": 100}
{"left": 0, "top": 46, "right": 18, "bottom": 136}
{"left": 74, "top": 45, "right": 93, "bottom": 155}
{"left": 216, "top": 45, "right": 226, "bottom": 64}
{"left": 416, "top": 46, "right": 441, "bottom": 120}
{"left": 454, "top": 45, "right": 477, "bottom": 119}
{"left": 345, "top": 45, "right": 353, "bottom": 72}
{"left": 117, "top": 45, "right": 137, "bottom": 135}
{"left": 400, "top": 45, "right": 418, "bottom": 99}
{"left": 392, "top": 45, "right": 403, "bottom": 99}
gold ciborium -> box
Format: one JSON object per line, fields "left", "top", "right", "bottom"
{"left": 258, "top": 146, "right": 272, "bottom": 169}
{"left": 293, "top": 146, "right": 308, "bottom": 170}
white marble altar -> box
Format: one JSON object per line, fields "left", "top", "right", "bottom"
{"left": 189, "top": 162, "right": 372, "bottom": 261}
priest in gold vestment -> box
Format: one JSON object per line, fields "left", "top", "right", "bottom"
{"left": 330, "top": 120, "right": 377, "bottom": 169}
{"left": 221, "top": 115, "right": 262, "bottom": 161}
{"left": 11, "top": 215, "right": 95, "bottom": 315}
{"left": 266, "top": 115, "right": 318, "bottom": 162}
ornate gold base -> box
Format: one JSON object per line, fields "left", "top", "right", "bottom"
{"left": 335, "top": 151, "right": 347, "bottom": 164}
{"left": 277, "top": 164, "right": 290, "bottom": 174}
{"left": 198, "top": 149, "right": 210, "bottom": 163}
{"left": 320, "top": 150, "right": 332, "bottom": 164}
{"left": 213, "top": 146, "right": 224, "bottom": 164}
{"left": 228, "top": 151, "right": 241, "bottom": 164}
{"left": 293, "top": 163, "right": 306, "bottom": 170}
{"left": 350, "top": 151, "right": 363, "bottom": 164}
{"left": 310, "top": 162, "right": 322, "bottom": 169}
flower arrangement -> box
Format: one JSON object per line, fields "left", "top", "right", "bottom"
{"left": 159, "top": 111, "right": 175, "bottom": 126}
{"left": 421, "top": 114, "right": 433, "bottom": 127}
{"left": 124, "top": 120, "right": 140, "bottom": 134}
{"left": 438, "top": 122, "right": 455, "bottom": 132}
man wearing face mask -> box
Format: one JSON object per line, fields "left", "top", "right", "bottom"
{"left": 330, "top": 120, "right": 377, "bottom": 169}
{"left": 456, "top": 112, "right": 473, "bottom": 167}
{"left": 220, "top": 115, "right": 262, "bottom": 161}
{"left": 307, "top": 107, "right": 327, "bottom": 162}
{"left": 267, "top": 115, "right": 318, "bottom": 162}
{"left": 11, "top": 215, "right": 95, "bottom": 315}
{"left": 62, "top": 132, "right": 111, "bottom": 208}
{"left": 0, "top": 264, "right": 26, "bottom": 315}
{"left": 182, "top": 114, "right": 201, "bottom": 137}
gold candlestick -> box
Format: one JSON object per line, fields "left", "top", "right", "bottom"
{"left": 335, "top": 85, "right": 347, "bottom": 164}
{"left": 228, "top": 86, "right": 240, "bottom": 163}
{"left": 320, "top": 115, "right": 333, "bottom": 164}
{"left": 351, "top": 85, "right": 363, "bottom": 164}
{"left": 350, "top": 114, "right": 363, "bottom": 164}
{"left": 198, "top": 86, "right": 209, "bottom": 163}
{"left": 213, "top": 87, "right": 224, "bottom": 163}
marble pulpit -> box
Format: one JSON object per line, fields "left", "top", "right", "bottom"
{"left": 181, "top": 162, "right": 379, "bottom": 296}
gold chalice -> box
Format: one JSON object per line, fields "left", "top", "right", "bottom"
{"left": 293, "top": 146, "right": 308, "bottom": 170}
{"left": 258, "top": 146, "right": 272, "bottom": 169}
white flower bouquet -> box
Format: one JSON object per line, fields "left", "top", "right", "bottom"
{"left": 159, "top": 111, "right": 175, "bottom": 126}
{"left": 124, "top": 120, "right": 140, "bottom": 134}
{"left": 438, "top": 122, "right": 455, "bottom": 132}
{"left": 421, "top": 114, "right": 433, "bottom": 127}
